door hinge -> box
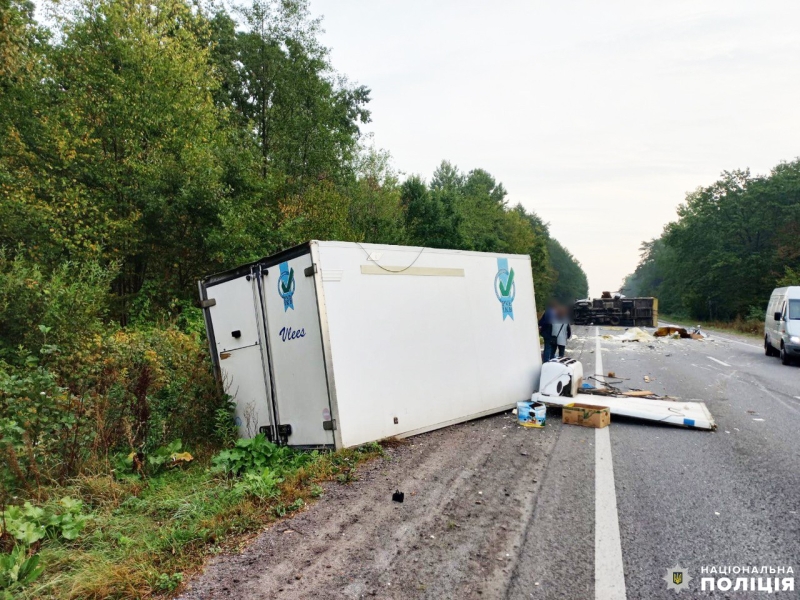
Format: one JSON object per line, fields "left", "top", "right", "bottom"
{"left": 323, "top": 419, "right": 336, "bottom": 431}
{"left": 199, "top": 298, "right": 216, "bottom": 308}
{"left": 278, "top": 424, "right": 292, "bottom": 443}
{"left": 260, "top": 424, "right": 292, "bottom": 444}
{"left": 304, "top": 264, "right": 318, "bottom": 277}
{"left": 259, "top": 425, "right": 274, "bottom": 442}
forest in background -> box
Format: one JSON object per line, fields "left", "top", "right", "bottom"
{"left": 623, "top": 160, "right": 800, "bottom": 324}
{"left": 1, "top": 0, "right": 586, "bottom": 330}
{"left": 0, "top": 0, "right": 587, "bottom": 596}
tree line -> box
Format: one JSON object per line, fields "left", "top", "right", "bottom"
{"left": 623, "top": 160, "right": 800, "bottom": 320}
{"left": 0, "top": 0, "right": 587, "bottom": 492}
{"left": 1, "top": 0, "right": 587, "bottom": 333}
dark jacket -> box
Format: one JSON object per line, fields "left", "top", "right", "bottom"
{"left": 538, "top": 308, "right": 555, "bottom": 338}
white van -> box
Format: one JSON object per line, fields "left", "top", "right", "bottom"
{"left": 764, "top": 286, "right": 800, "bottom": 365}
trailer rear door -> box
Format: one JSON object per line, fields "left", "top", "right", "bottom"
{"left": 260, "top": 253, "right": 334, "bottom": 448}
{"left": 205, "top": 274, "right": 276, "bottom": 438}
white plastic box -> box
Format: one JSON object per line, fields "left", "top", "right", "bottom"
{"left": 199, "top": 241, "right": 541, "bottom": 449}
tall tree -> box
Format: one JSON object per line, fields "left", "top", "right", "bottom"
{"left": 217, "top": 0, "right": 370, "bottom": 189}
{"left": 49, "top": 0, "right": 229, "bottom": 319}
{"left": 624, "top": 159, "right": 800, "bottom": 319}
{"left": 547, "top": 237, "right": 589, "bottom": 304}
{"left": 399, "top": 163, "right": 586, "bottom": 309}
{"left": 401, "top": 174, "right": 462, "bottom": 249}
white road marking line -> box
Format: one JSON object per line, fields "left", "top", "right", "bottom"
{"left": 707, "top": 356, "right": 731, "bottom": 367}
{"left": 707, "top": 335, "right": 760, "bottom": 349}
{"left": 594, "top": 327, "right": 627, "bottom": 600}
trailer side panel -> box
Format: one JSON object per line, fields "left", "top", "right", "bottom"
{"left": 316, "top": 242, "right": 541, "bottom": 448}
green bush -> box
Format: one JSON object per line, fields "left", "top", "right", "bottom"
{"left": 1, "top": 497, "right": 89, "bottom": 544}
{"left": 0, "top": 359, "right": 83, "bottom": 488}
{"left": 746, "top": 305, "right": 766, "bottom": 321}
{"left": 0, "top": 545, "right": 44, "bottom": 598}
{"left": 213, "top": 399, "right": 240, "bottom": 448}
{"left": 212, "top": 434, "right": 316, "bottom": 477}
{"left": 0, "top": 255, "right": 223, "bottom": 493}
{"left": 0, "top": 252, "right": 115, "bottom": 363}
{"left": 154, "top": 572, "right": 184, "bottom": 592}
{"left": 233, "top": 469, "right": 283, "bottom": 501}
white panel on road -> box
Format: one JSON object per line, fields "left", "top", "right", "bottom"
{"left": 538, "top": 327, "right": 716, "bottom": 430}
{"left": 543, "top": 394, "right": 716, "bottom": 431}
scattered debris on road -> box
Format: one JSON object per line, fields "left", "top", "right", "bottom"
{"left": 392, "top": 490, "right": 405, "bottom": 503}
{"left": 562, "top": 403, "right": 610, "bottom": 428}
{"left": 580, "top": 385, "right": 673, "bottom": 400}
{"left": 655, "top": 326, "right": 690, "bottom": 338}
{"left": 545, "top": 394, "right": 716, "bottom": 430}
{"left": 654, "top": 326, "right": 707, "bottom": 340}
{"left": 534, "top": 357, "right": 716, "bottom": 430}
{"left": 516, "top": 400, "right": 546, "bottom": 428}
{"left": 616, "top": 327, "right": 655, "bottom": 342}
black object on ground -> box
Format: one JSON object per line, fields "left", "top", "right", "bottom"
{"left": 392, "top": 490, "right": 404, "bottom": 503}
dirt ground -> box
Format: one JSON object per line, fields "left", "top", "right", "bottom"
{"left": 179, "top": 412, "right": 560, "bottom": 599}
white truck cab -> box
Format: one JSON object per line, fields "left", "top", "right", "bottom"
{"left": 765, "top": 286, "right": 800, "bottom": 365}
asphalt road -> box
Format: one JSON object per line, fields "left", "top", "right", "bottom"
{"left": 181, "top": 325, "right": 800, "bottom": 599}
{"left": 555, "top": 324, "right": 800, "bottom": 599}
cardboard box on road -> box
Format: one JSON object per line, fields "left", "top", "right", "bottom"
{"left": 562, "top": 403, "right": 610, "bottom": 429}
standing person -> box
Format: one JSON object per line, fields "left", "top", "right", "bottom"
{"left": 553, "top": 305, "right": 572, "bottom": 358}
{"left": 538, "top": 301, "right": 558, "bottom": 361}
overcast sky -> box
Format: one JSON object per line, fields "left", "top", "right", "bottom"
{"left": 308, "top": 0, "right": 800, "bottom": 296}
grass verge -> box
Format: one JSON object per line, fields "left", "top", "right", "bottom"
{"left": 12, "top": 443, "right": 384, "bottom": 600}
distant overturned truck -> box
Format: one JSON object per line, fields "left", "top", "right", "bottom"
{"left": 572, "top": 292, "right": 658, "bottom": 327}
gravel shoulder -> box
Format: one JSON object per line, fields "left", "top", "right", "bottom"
{"left": 180, "top": 411, "right": 562, "bottom": 600}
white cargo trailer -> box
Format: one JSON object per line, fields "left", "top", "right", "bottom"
{"left": 199, "top": 241, "right": 541, "bottom": 449}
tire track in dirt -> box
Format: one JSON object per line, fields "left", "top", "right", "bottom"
{"left": 180, "top": 412, "right": 561, "bottom": 599}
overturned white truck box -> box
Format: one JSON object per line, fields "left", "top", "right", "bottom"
{"left": 199, "top": 241, "right": 542, "bottom": 449}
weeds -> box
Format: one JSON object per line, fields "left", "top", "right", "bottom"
{"left": 154, "top": 573, "right": 183, "bottom": 593}
{"left": 7, "top": 442, "right": 383, "bottom": 599}
{"left": 233, "top": 470, "right": 283, "bottom": 501}
{"left": 0, "top": 546, "right": 44, "bottom": 598}
{"left": 0, "top": 254, "right": 388, "bottom": 598}
{"left": 1, "top": 497, "right": 89, "bottom": 545}
{"left": 212, "top": 400, "right": 239, "bottom": 448}
{"left": 211, "top": 434, "right": 315, "bottom": 477}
